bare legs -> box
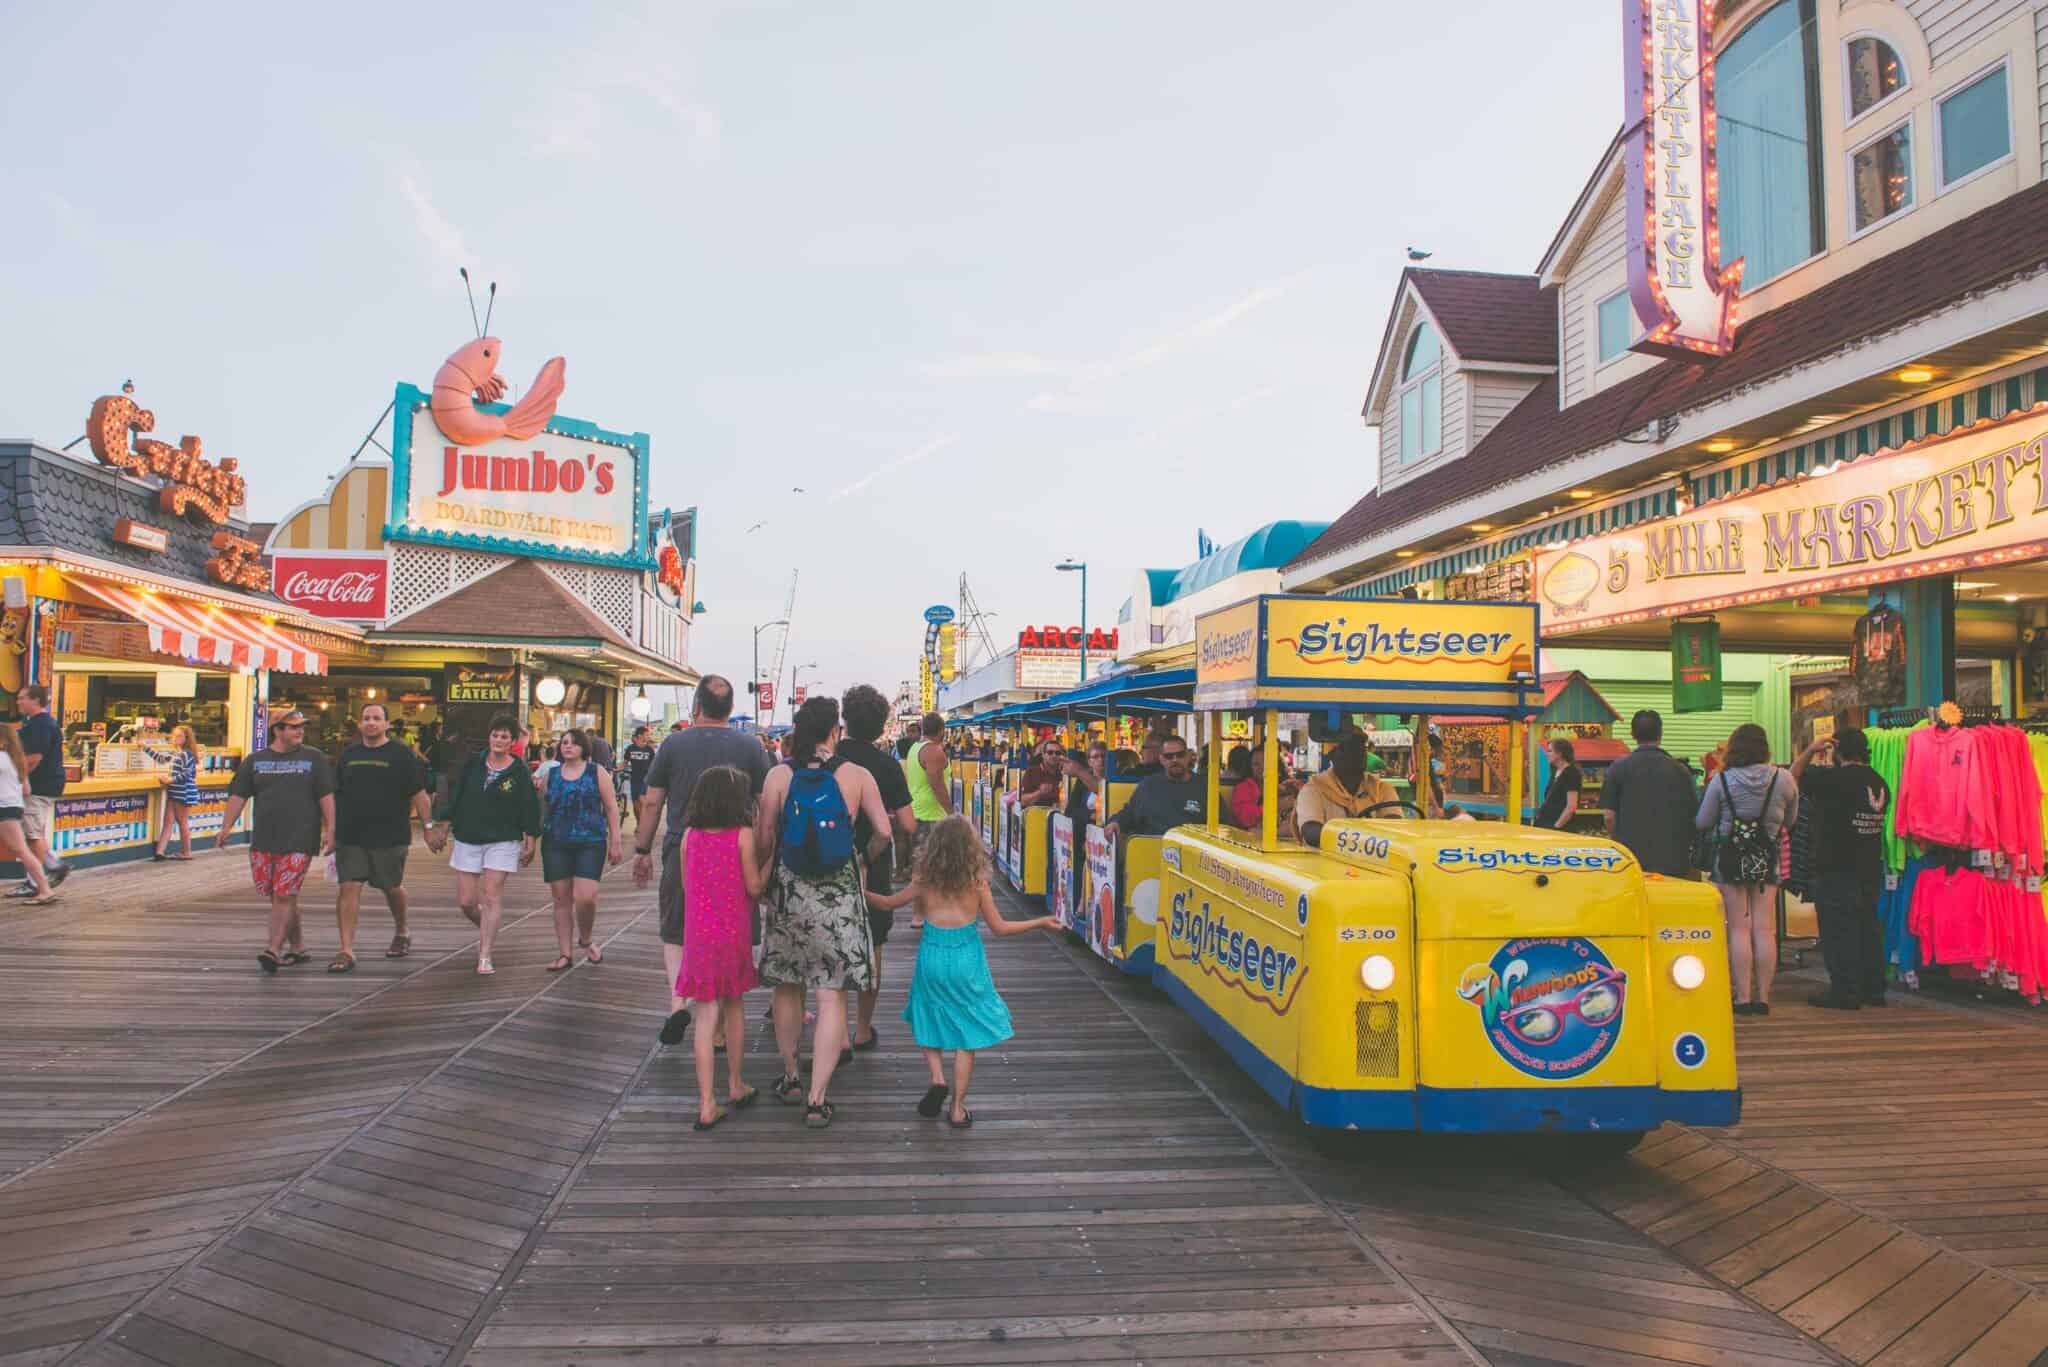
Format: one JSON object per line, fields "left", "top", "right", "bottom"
{"left": 772, "top": 984, "right": 805, "bottom": 1080}
{"left": 548, "top": 878, "right": 577, "bottom": 960}
{"left": 456, "top": 869, "right": 508, "bottom": 969}
{"left": 265, "top": 894, "right": 302, "bottom": 959}
{"left": 337, "top": 881, "right": 364, "bottom": 960}
{"left": 153, "top": 802, "right": 191, "bottom": 858}
{"left": 0, "top": 821, "right": 50, "bottom": 898}
{"left": 1719, "top": 881, "right": 1779, "bottom": 1005}
{"left": 920, "top": 1046, "right": 977, "bottom": 1124}
{"left": 855, "top": 948, "right": 881, "bottom": 1047}
{"left": 664, "top": 941, "right": 687, "bottom": 1015}
{"left": 573, "top": 877, "right": 600, "bottom": 959}
{"left": 693, "top": 998, "right": 748, "bottom": 1124}
{"left": 807, "top": 988, "right": 848, "bottom": 1107}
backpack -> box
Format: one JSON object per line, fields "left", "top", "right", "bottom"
{"left": 780, "top": 765, "right": 855, "bottom": 875}
{"left": 1713, "top": 770, "right": 1779, "bottom": 886}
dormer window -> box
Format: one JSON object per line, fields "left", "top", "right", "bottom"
{"left": 1397, "top": 322, "right": 1442, "bottom": 463}
{"left": 1845, "top": 35, "right": 1906, "bottom": 122}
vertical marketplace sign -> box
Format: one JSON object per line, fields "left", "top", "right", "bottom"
{"left": 1623, "top": 0, "right": 1742, "bottom": 359}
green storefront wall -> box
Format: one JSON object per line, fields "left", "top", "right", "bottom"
{"left": 1545, "top": 647, "right": 1807, "bottom": 768}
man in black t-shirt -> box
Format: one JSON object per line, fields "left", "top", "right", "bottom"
{"left": 1793, "top": 729, "right": 1892, "bottom": 1009}
{"left": 837, "top": 685, "right": 915, "bottom": 1051}
{"left": 622, "top": 726, "right": 658, "bottom": 829}
{"left": 12, "top": 685, "right": 71, "bottom": 896}
{"left": 1535, "top": 738, "right": 1583, "bottom": 829}
{"left": 331, "top": 704, "right": 439, "bottom": 970}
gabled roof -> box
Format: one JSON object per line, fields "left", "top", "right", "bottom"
{"left": 1364, "top": 269, "right": 1558, "bottom": 418}
{"left": 1295, "top": 175, "right": 2048, "bottom": 579}
{"left": 384, "top": 558, "right": 627, "bottom": 646}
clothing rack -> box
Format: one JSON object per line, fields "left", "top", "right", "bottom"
{"left": 1872, "top": 704, "right": 2004, "bottom": 729}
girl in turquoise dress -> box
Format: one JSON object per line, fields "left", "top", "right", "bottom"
{"left": 871, "top": 816, "right": 1054, "bottom": 1127}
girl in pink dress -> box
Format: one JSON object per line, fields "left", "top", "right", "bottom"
{"left": 679, "top": 766, "right": 767, "bottom": 1130}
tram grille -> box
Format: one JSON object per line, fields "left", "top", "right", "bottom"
{"left": 1354, "top": 1000, "right": 1400, "bottom": 1078}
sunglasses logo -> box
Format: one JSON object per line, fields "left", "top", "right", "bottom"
{"left": 1456, "top": 936, "right": 1627, "bottom": 1080}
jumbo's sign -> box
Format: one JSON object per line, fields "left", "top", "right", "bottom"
{"left": 1534, "top": 413, "right": 2048, "bottom": 633}
{"left": 1623, "top": 0, "right": 1742, "bottom": 358}
{"left": 1193, "top": 595, "right": 1541, "bottom": 716}
{"left": 384, "top": 340, "right": 652, "bottom": 569}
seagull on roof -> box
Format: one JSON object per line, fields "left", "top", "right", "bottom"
{"left": 1406, "top": 247, "right": 1433, "bottom": 262}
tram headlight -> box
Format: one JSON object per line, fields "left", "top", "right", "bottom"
{"left": 1671, "top": 954, "right": 1707, "bottom": 991}
{"left": 1360, "top": 955, "right": 1396, "bottom": 991}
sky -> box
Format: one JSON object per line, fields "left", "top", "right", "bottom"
{"left": 0, "top": 1, "right": 1620, "bottom": 710}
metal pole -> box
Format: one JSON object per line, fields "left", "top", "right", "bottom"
{"left": 1079, "top": 563, "right": 1088, "bottom": 683}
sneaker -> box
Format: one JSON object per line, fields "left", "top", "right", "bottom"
{"left": 1732, "top": 1002, "right": 1756, "bottom": 1016}
{"left": 1807, "top": 991, "right": 1860, "bottom": 1010}
{"left": 46, "top": 863, "right": 71, "bottom": 887}
{"left": 6, "top": 884, "right": 38, "bottom": 899}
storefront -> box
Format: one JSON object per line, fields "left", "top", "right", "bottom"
{"left": 0, "top": 400, "right": 355, "bottom": 866}
{"left": 262, "top": 337, "right": 698, "bottom": 764}
{"left": 1282, "top": 0, "right": 2048, "bottom": 998}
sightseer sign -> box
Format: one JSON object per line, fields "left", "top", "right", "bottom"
{"left": 1534, "top": 413, "right": 2048, "bottom": 633}
{"left": 1623, "top": 0, "right": 1742, "bottom": 359}
{"left": 384, "top": 336, "right": 652, "bottom": 570}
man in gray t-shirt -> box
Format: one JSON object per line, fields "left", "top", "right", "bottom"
{"left": 631, "top": 676, "right": 771, "bottom": 1044}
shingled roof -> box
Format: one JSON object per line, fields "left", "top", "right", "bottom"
{"left": 1408, "top": 269, "right": 1557, "bottom": 367}
{"left": 0, "top": 440, "right": 262, "bottom": 586}
{"left": 1299, "top": 176, "right": 2048, "bottom": 576}
{"left": 383, "top": 559, "right": 628, "bottom": 646}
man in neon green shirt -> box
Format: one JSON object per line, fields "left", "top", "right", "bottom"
{"left": 902, "top": 712, "right": 952, "bottom": 927}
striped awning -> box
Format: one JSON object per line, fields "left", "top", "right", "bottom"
{"left": 68, "top": 577, "right": 327, "bottom": 675}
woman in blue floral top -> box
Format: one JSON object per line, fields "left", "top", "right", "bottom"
{"left": 153, "top": 725, "right": 202, "bottom": 860}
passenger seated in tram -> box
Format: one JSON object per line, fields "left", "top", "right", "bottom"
{"left": 1293, "top": 732, "right": 1404, "bottom": 847}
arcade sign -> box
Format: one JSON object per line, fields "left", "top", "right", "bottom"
{"left": 272, "top": 552, "right": 390, "bottom": 621}
{"left": 1017, "top": 625, "right": 1118, "bottom": 650}
{"left": 1623, "top": 0, "right": 1743, "bottom": 359}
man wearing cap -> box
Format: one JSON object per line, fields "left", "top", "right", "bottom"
{"left": 219, "top": 709, "right": 335, "bottom": 974}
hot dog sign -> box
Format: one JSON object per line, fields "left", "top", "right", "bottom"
{"left": 384, "top": 336, "right": 653, "bottom": 570}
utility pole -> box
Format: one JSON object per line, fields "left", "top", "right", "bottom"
{"left": 751, "top": 618, "right": 789, "bottom": 731}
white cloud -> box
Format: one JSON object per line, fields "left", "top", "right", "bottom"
{"left": 396, "top": 164, "right": 470, "bottom": 265}
{"left": 918, "top": 352, "right": 1073, "bottom": 379}
{"left": 1130, "top": 381, "right": 1290, "bottom": 448}
{"left": 624, "top": 67, "right": 722, "bottom": 163}
{"left": 831, "top": 433, "right": 960, "bottom": 502}
{"left": 1023, "top": 391, "right": 1105, "bottom": 415}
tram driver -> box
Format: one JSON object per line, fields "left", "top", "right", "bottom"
{"left": 1293, "top": 732, "right": 1403, "bottom": 847}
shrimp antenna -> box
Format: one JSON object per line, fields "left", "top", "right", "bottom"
{"left": 481, "top": 280, "right": 497, "bottom": 336}
{"left": 458, "top": 267, "right": 481, "bottom": 337}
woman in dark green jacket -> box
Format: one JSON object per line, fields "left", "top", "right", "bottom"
{"left": 446, "top": 713, "right": 541, "bottom": 975}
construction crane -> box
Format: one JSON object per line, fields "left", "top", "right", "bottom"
{"left": 765, "top": 570, "right": 798, "bottom": 725}
{"left": 956, "top": 573, "right": 1001, "bottom": 675}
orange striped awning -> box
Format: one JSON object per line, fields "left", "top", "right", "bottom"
{"left": 68, "top": 577, "right": 328, "bottom": 675}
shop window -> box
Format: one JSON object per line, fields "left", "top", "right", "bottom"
{"left": 1718, "top": 0, "right": 1826, "bottom": 285}
{"left": 1938, "top": 63, "right": 2010, "bottom": 188}
{"left": 1849, "top": 119, "right": 1913, "bottom": 234}
{"left": 1844, "top": 35, "right": 1906, "bottom": 122}
{"left": 1596, "top": 289, "right": 1636, "bottom": 365}
{"left": 1397, "top": 322, "right": 1442, "bottom": 464}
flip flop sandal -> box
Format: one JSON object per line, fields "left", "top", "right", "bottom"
{"left": 771, "top": 1072, "right": 804, "bottom": 1106}
{"left": 279, "top": 950, "right": 312, "bottom": 967}
{"left": 476, "top": 958, "right": 495, "bottom": 976}
{"left": 256, "top": 949, "right": 281, "bottom": 974}
{"left": 947, "top": 1109, "right": 974, "bottom": 1129}
{"left": 917, "top": 1084, "right": 950, "bottom": 1118}
{"left": 579, "top": 940, "right": 604, "bottom": 964}
{"left": 804, "top": 1101, "right": 835, "bottom": 1130}
{"left": 692, "top": 1107, "right": 728, "bottom": 1132}
{"left": 545, "top": 955, "right": 574, "bottom": 972}
{"left": 385, "top": 934, "right": 411, "bottom": 959}
{"left": 730, "top": 1086, "right": 760, "bottom": 1111}
{"left": 327, "top": 953, "right": 356, "bottom": 974}
{"left": 27, "top": 892, "right": 58, "bottom": 905}
{"left": 659, "top": 1008, "right": 692, "bottom": 1046}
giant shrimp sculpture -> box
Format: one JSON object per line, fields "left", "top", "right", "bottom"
{"left": 430, "top": 337, "right": 566, "bottom": 446}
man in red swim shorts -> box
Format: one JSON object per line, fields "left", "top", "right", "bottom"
{"left": 219, "top": 710, "right": 335, "bottom": 974}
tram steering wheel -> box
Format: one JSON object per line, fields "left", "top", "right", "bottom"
{"left": 1356, "top": 799, "right": 1426, "bottom": 820}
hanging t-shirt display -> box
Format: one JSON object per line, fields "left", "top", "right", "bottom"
{"left": 2025, "top": 627, "right": 2048, "bottom": 714}
{"left": 1852, "top": 603, "right": 1908, "bottom": 709}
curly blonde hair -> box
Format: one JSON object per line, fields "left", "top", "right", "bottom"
{"left": 915, "top": 816, "right": 987, "bottom": 900}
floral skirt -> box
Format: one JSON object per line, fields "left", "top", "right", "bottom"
{"left": 758, "top": 861, "right": 876, "bottom": 991}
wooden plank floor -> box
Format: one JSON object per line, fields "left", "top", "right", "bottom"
{"left": 3, "top": 856, "right": 2045, "bottom": 1365}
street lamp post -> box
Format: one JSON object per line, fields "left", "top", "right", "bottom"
{"left": 1056, "top": 560, "right": 1088, "bottom": 683}
{"left": 791, "top": 661, "right": 820, "bottom": 721}
{"left": 752, "top": 618, "right": 789, "bottom": 733}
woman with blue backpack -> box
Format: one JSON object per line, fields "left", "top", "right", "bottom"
{"left": 754, "top": 695, "right": 895, "bottom": 1129}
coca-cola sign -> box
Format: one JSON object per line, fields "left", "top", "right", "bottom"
{"left": 272, "top": 553, "right": 389, "bottom": 620}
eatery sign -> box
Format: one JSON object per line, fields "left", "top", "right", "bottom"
{"left": 1623, "top": 0, "right": 1742, "bottom": 359}
{"left": 385, "top": 378, "right": 653, "bottom": 571}
{"left": 1534, "top": 412, "right": 2048, "bottom": 633}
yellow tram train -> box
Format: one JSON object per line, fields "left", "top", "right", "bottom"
{"left": 981, "top": 593, "right": 1741, "bottom": 1150}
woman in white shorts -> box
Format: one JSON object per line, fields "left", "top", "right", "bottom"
{"left": 444, "top": 713, "right": 540, "bottom": 973}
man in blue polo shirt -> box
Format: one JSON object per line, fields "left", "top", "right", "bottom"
{"left": 12, "top": 685, "right": 72, "bottom": 897}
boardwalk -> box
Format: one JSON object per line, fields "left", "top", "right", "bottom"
{"left": 0, "top": 852, "right": 2042, "bottom": 1365}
